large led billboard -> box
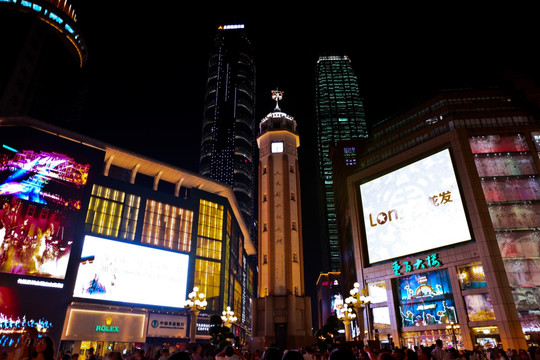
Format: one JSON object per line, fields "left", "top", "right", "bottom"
{"left": 73, "top": 235, "right": 189, "bottom": 308}
{"left": 0, "top": 141, "right": 90, "bottom": 279}
{"left": 360, "top": 148, "right": 471, "bottom": 264}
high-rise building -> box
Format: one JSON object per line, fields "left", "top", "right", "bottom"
{"left": 199, "top": 24, "right": 257, "bottom": 246}
{"left": 338, "top": 77, "right": 540, "bottom": 348}
{"left": 252, "top": 92, "right": 313, "bottom": 350}
{"left": 314, "top": 55, "right": 368, "bottom": 272}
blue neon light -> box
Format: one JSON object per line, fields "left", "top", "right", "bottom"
{"left": 2, "top": 144, "right": 18, "bottom": 152}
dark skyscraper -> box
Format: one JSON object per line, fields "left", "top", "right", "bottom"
{"left": 199, "top": 24, "right": 257, "bottom": 244}
{"left": 315, "top": 55, "right": 368, "bottom": 272}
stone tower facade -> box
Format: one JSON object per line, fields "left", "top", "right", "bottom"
{"left": 252, "top": 91, "right": 313, "bottom": 350}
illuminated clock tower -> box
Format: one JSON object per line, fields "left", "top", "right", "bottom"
{"left": 252, "top": 91, "right": 313, "bottom": 350}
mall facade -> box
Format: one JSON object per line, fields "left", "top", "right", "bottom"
{"left": 0, "top": 117, "right": 256, "bottom": 358}
{"left": 334, "top": 81, "right": 540, "bottom": 350}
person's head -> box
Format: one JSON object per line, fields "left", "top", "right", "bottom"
{"left": 225, "top": 346, "right": 235, "bottom": 357}
{"left": 107, "top": 352, "right": 122, "bottom": 360}
{"left": 72, "top": 354, "right": 80, "bottom": 360}
{"left": 379, "top": 352, "right": 394, "bottom": 360}
{"left": 89, "top": 348, "right": 95, "bottom": 355}
{"left": 161, "top": 349, "right": 169, "bottom": 357}
{"left": 282, "top": 350, "right": 303, "bottom": 360}
{"left": 263, "top": 347, "right": 281, "bottom": 360}
{"left": 405, "top": 349, "right": 418, "bottom": 360}
{"left": 167, "top": 352, "right": 190, "bottom": 360}
{"left": 35, "top": 336, "right": 55, "bottom": 360}
{"left": 191, "top": 344, "right": 201, "bottom": 354}
{"left": 435, "top": 339, "right": 443, "bottom": 348}
{"left": 329, "top": 348, "right": 356, "bottom": 360}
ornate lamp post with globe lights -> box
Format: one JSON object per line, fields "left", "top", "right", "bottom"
{"left": 345, "top": 282, "right": 370, "bottom": 340}
{"left": 337, "top": 303, "right": 356, "bottom": 341}
{"left": 184, "top": 287, "right": 207, "bottom": 343}
{"left": 221, "top": 306, "right": 237, "bottom": 328}
{"left": 446, "top": 321, "right": 460, "bottom": 348}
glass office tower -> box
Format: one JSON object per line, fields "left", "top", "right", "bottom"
{"left": 315, "top": 55, "right": 368, "bottom": 272}
{"left": 199, "top": 24, "right": 257, "bottom": 245}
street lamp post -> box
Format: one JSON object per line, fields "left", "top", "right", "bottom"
{"left": 337, "top": 303, "right": 356, "bottom": 342}
{"left": 184, "top": 286, "right": 207, "bottom": 344}
{"left": 446, "top": 321, "right": 460, "bottom": 348}
{"left": 345, "top": 282, "right": 370, "bottom": 341}
{"left": 221, "top": 306, "right": 237, "bottom": 328}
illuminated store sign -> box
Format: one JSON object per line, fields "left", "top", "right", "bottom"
{"left": 95, "top": 318, "right": 119, "bottom": 332}
{"left": 62, "top": 308, "right": 146, "bottom": 342}
{"left": 360, "top": 148, "right": 471, "bottom": 264}
{"left": 147, "top": 314, "right": 187, "bottom": 338}
{"left": 392, "top": 253, "right": 442, "bottom": 276}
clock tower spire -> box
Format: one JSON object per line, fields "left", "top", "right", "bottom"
{"left": 252, "top": 91, "right": 313, "bottom": 350}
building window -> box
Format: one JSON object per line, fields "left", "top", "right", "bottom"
{"left": 263, "top": 193, "right": 267, "bottom": 202}
{"left": 85, "top": 185, "right": 140, "bottom": 240}
{"left": 196, "top": 236, "right": 222, "bottom": 260}
{"left": 263, "top": 223, "right": 267, "bottom": 232}
{"left": 198, "top": 200, "right": 224, "bottom": 240}
{"left": 142, "top": 200, "right": 193, "bottom": 252}
{"left": 290, "top": 164, "right": 294, "bottom": 173}
{"left": 263, "top": 166, "right": 267, "bottom": 174}
{"left": 194, "top": 258, "right": 221, "bottom": 311}
{"left": 263, "top": 254, "right": 268, "bottom": 264}
{"left": 292, "top": 221, "right": 297, "bottom": 231}
{"left": 293, "top": 252, "right": 298, "bottom": 263}
{"left": 291, "top": 192, "right": 295, "bottom": 201}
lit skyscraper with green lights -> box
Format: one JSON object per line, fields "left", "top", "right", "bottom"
{"left": 315, "top": 55, "right": 367, "bottom": 272}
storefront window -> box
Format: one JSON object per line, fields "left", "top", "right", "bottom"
{"left": 457, "top": 263, "right": 486, "bottom": 290}
{"left": 367, "top": 280, "right": 387, "bottom": 303}
{"left": 464, "top": 294, "right": 496, "bottom": 321}
{"left": 397, "top": 269, "right": 457, "bottom": 327}
{"left": 372, "top": 307, "right": 391, "bottom": 329}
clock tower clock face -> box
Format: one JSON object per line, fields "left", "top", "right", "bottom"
{"left": 271, "top": 142, "right": 284, "bottom": 153}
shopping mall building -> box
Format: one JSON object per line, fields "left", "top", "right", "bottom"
{"left": 333, "top": 78, "right": 540, "bottom": 350}
{"left": 0, "top": 117, "right": 256, "bottom": 358}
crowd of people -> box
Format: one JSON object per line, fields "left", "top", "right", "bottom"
{"left": 4, "top": 330, "right": 540, "bottom": 360}
{"left": 147, "top": 341, "right": 540, "bottom": 360}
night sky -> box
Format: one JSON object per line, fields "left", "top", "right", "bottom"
{"left": 19, "top": 3, "right": 540, "bottom": 301}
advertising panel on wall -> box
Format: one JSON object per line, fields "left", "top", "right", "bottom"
{"left": 0, "top": 135, "right": 91, "bottom": 278}
{"left": 147, "top": 313, "right": 187, "bottom": 338}
{"left": 397, "top": 269, "right": 457, "bottom": 327}
{"left": 359, "top": 148, "right": 472, "bottom": 264}
{"left": 0, "top": 125, "right": 102, "bottom": 350}
{"left": 73, "top": 235, "right": 190, "bottom": 308}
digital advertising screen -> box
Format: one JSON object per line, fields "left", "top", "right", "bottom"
{"left": 0, "top": 139, "right": 90, "bottom": 279}
{"left": 73, "top": 235, "right": 189, "bottom": 308}
{"left": 359, "top": 148, "right": 471, "bottom": 264}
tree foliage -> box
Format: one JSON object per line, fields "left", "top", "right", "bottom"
{"left": 208, "top": 314, "right": 234, "bottom": 350}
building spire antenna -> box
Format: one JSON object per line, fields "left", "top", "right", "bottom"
{"left": 272, "top": 89, "right": 284, "bottom": 111}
